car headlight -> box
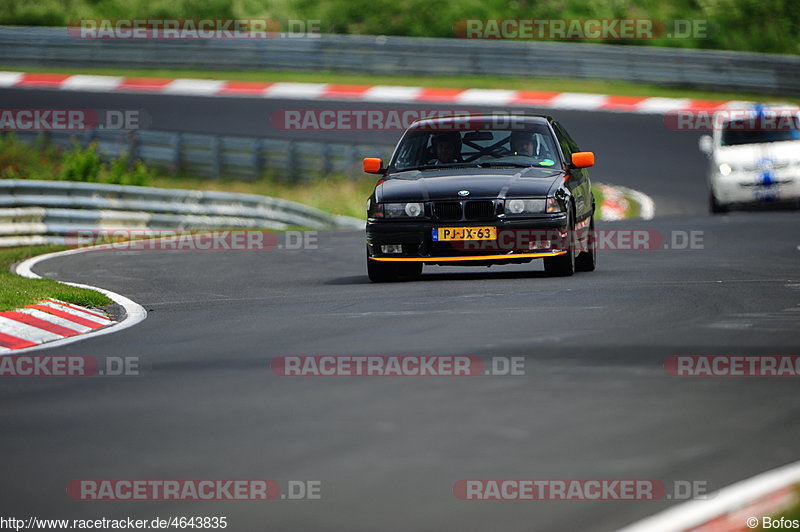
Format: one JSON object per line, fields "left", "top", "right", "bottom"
{"left": 383, "top": 202, "right": 424, "bottom": 218}
{"left": 718, "top": 163, "right": 733, "bottom": 176}
{"left": 504, "top": 199, "right": 547, "bottom": 215}
{"left": 545, "top": 197, "right": 563, "bottom": 213}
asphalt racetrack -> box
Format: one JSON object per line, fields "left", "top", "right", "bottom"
{"left": 1, "top": 87, "right": 799, "bottom": 531}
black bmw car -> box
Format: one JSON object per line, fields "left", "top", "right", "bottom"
{"left": 364, "top": 114, "right": 596, "bottom": 282}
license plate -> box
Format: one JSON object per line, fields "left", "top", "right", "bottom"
{"left": 433, "top": 226, "right": 497, "bottom": 241}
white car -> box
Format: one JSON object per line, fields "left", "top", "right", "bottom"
{"left": 699, "top": 103, "right": 800, "bottom": 213}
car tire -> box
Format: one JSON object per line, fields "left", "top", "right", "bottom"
{"left": 575, "top": 215, "right": 596, "bottom": 272}
{"left": 367, "top": 249, "right": 422, "bottom": 282}
{"left": 709, "top": 191, "right": 728, "bottom": 214}
{"left": 367, "top": 256, "right": 398, "bottom": 282}
{"left": 543, "top": 209, "right": 576, "bottom": 277}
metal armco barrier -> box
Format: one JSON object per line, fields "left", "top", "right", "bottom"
{"left": 0, "top": 180, "right": 364, "bottom": 247}
{"left": 11, "top": 129, "right": 393, "bottom": 181}
{"left": 0, "top": 25, "right": 798, "bottom": 95}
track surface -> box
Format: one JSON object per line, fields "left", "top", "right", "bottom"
{"left": 1, "top": 88, "right": 800, "bottom": 531}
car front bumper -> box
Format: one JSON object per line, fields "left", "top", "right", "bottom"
{"left": 366, "top": 214, "right": 571, "bottom": 265}
{"left": 712, "top": 171, "right": 800, "bottom": 205}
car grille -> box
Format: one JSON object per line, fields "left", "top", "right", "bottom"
{"left": 434, "top": 202, "right": 463, "bottom": 221}
{"left": 464, "top": 200, "right": 495, "bottom": 220}
{"left": 433, "top": 201, "right": 497, "bottom": 221}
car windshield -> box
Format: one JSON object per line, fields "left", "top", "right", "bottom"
{"left": 720, "top": 117, "right": 800, "bottom": 146}
{"left": 390, "top": 124, "right": 561, "bottom": 172}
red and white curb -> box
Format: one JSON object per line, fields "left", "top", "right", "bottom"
{"left": 618, "top": 460, "right": 800, "bottom": 532}
{"left": 597, "top": 184, "right": 655, "bottom": 221}
{"left": 4, "top": 247, "right": 147, "bottom": 354}
{"left": 0, "top": 71, "right": 734, "bottom": 114}
{"left": 0, "top": 298, "right": 114, "bottom": 351}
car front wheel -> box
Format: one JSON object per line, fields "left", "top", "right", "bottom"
{"left": 543, "top": 210, "right": 576, "bottom": 277}
{"left": 709, "top": 191, "right": 728, "bottom": 214}
{"left": 367, "top": 250, "right": 422, "bottom": 282}
{"left": 575, "top": 215, "right": 596, "bottom": 272}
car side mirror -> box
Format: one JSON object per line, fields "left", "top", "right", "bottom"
{"left": 363, "top": 157, "right": 384, "bottom": 174}
{"left": 571, "top": 152, "right": 594, "bottom": 168}
{"left": 698, "top": 135, "right": 713, "bottom": 156}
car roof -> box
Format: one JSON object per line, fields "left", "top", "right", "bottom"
{"left": 408, "top": 114, "right": 553, "bottom": 130}
{"left": 716, "top": 102, "right": 800, "bottom": 118}
{"left": 709, "top": 103, "right": 800, "bottom": 134}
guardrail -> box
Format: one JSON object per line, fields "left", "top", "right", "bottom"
{"left": 0, "top": 180, "right": 364, "bottom": 247}
{"left": 1, "top": 25, "right": 799, "bottom": 95}
{"left": 11, "top": 129, "right": 393, "bottom": 181}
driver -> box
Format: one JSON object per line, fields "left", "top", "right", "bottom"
{"left": 510, "top": 131, "right": 536, "bottom": 157}
{"left": 428, "top": 131, "right": 463, "bottom": 164}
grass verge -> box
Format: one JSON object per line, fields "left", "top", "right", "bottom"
{"left": 760, "top": 486, "right": 800, "bottom": 529}
{"left": 3, "top": 65, "right": 798, "bottom": 105}
{"left": 0, "top": 245, "right": 112, "bottom": 312}
{"left": 0, "top": 132, "right": 155, "bottom": 185}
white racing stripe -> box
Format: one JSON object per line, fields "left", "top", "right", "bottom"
{"left": 0, "top": 317, "right": 62, "bottom": 343}
{"left": 13, "top": 308, "right": 91, "bottom": 333}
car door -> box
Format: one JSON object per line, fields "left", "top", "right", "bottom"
{"left": 553, "top": 121, "right": 593, "bottom": 222}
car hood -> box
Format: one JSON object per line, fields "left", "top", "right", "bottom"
{"left": 375, "top": 167, "right": 564, "bottom": 202}
{"left": 714, "top": 140, "right": 800, "bottom": 165}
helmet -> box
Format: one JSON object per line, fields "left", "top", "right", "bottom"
{"left": 432, "top": 131, "right": 462, "bottom": 148}
{"left": 510, "top": 131, "right": 535, "bottom": 144}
